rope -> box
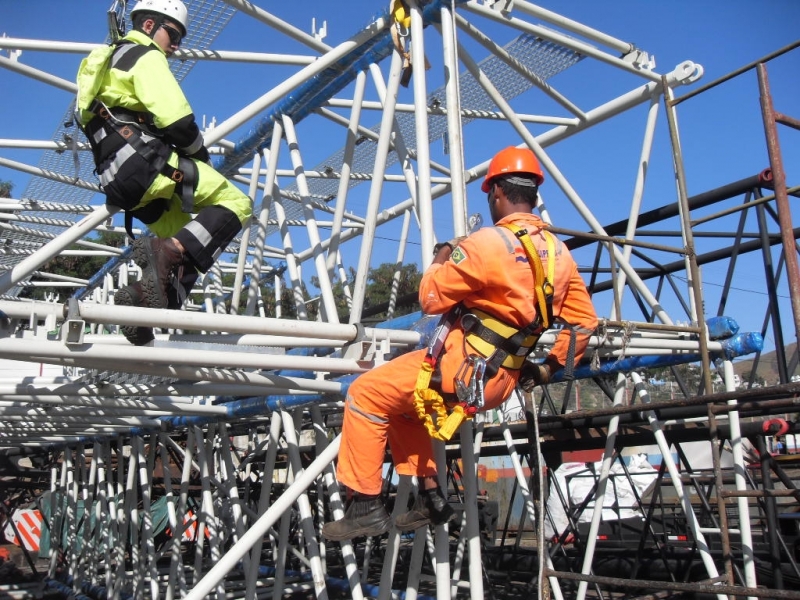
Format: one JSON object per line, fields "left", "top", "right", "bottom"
{"left": 412, "top": 359, "right": 475, "bottom": 442}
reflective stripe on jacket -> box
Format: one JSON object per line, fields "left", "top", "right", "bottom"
{"left": 419, "top": 212, "right": 598, "bottom": 375}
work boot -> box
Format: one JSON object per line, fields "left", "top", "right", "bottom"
{"left": 132, "top": 237, "right": 185, "bottom": 310}
{"left": 395, "top": 486, "right": 455, "bottom": 531}
{"left": 114, "top": 282, "right": 155, "bottom": 345}
{"left": 321, "top": 495, "right": 392, "bottom": 541}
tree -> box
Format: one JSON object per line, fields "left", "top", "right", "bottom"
{"left": 311, "top": 262, "right": 422, "bottom": 322}
{"left": 0, "top": 180, "right": 12, "bottom": 199}
{"left": 19, "top": 229, "right": 126, "bottom": 301}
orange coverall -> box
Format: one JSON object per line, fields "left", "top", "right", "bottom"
{"left": 337, "top": 213, "right": 598, "bottom": 495}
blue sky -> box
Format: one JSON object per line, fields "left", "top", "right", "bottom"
{"left": 1, "top": 0, "right": 799, "bottom": 352}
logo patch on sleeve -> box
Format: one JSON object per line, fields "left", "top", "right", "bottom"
{"left": 451, "top": 246, "right": 468, "bottom": 264}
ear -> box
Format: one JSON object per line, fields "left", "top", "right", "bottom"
{"left": 142, "top": 17, "right": 156, "bottom": 35}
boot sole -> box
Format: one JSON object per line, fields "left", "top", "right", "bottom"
{"left": 114, "top": 287, "right": 155, "bottom": 346}
{"left": 132, "top": 238, "right": 168, "bottom": 309}
{"left": 321, "top": 517, "right": 392, "bottom": 542}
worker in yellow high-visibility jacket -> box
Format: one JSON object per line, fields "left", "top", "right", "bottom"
{"left": 76, "top": 0, "right": 251, "bottom": 344}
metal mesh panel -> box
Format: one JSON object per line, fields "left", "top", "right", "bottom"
{"left": 274, "top": 34, "right": 583, "bottom": 222}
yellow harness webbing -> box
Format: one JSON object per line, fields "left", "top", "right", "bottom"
{"left": 503, "top": 223, "right": 556, "bottom": 330}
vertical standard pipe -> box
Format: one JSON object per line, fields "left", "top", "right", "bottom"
{"left": 245, "top": 148, "right": 278, "bottom": 316}
{"left": 755, "top": 202, "right": 789, "bottom": 383}
{"left": 268, "top": 121, "right": 308, "bottom": 320}
{"left": 230, "top": 153, "right": 260, "bottom": 313}
{"left": 662, "top": 82, "right": 713, "bottom": 393}
{"left": 281, "top": 115, "right": 340, "bottom": 323}
{"left": 755, "top": 435, "right": 785, "bottom": 589}
{"left": 630, "top": 373, "right": 726, "bottom": 600}
{"left": 440, "top": 0, "right": 468, "bottom": 237}
{"left": 348, "top": 48, "right": 405, "bottom": 323}
{"left": 134, "top": 436, "right": 159, "bottom": 599}
{"left": 409, "top": 0, "right": 435, "bottom": 262}
{"left": 722, "top": 360, "right": 758, "bottom": 594}
{"left": 387, "top": 210, "right": 412, "bottom": 319}
{"left": 325, "top": 70, "right": 367, "bottom": 277}
{"left": 245, "top": 417, "right": 281, "bottom": 600}
{"left": 612, "top": 93, "right": 660, "bottom": 319}
{"left": 575, "top": 374, "right": 625, "bottom": 600}
{"left": 758, "top": 62, "right": 800, "bottom": 348}
{"left": 310, "top": 405, "right": 366, "bottom": 600}
{"left": 459, "top": 420, "right": 485, "bottom": 600}
{"left": 280, "top": 409, "right": 328, "bottom": 599}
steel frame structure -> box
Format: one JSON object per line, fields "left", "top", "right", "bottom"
{"left": 0, "top": 1, "right": 799, "bottom": 599}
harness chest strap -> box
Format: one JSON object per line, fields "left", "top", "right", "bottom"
{"left": 84, "top": 94, "right": 198, "bottom": 238}
{"left": 461, "top": 224, "right": 555, "bottom": 374}
{"left": 504, "top": 222, "right": 555, "bottom": 328}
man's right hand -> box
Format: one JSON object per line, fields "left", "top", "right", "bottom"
{"left": 519, "top": 363, "right": 551, "bottom": 392}
{"left": 433, "top": 236, "right": 467, "bottom": 256}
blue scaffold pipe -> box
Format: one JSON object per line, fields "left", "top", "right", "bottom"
{"left": 157, "top": 316, "right": 761, "bottom": 427}
{"left": 706, "top": 315, "right": 740, "bottom": 340}
{"left": 214, "top": 0, "right": 459, "bottom": 176}
{"left": 73, "top": 248, "right": 132, "bottom": 300}
{"left": 549, "top": 331, "right": 764, "bottom": 384}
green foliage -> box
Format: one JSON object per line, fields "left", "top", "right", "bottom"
{"left": 0, "top": 180, "right": 12, "bottom": 198}
{"left": 310, "top": 262, "right": 422, "bottom": 321}
{"left": 19, "top": 229, "right": 126, "bottom": 301}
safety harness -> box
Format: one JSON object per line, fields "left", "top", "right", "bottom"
{"left": 413, "top": 224, "right": 556, "bottom": 441}
{"left": 77, "top": 41, "right": 197, "bottom": 239}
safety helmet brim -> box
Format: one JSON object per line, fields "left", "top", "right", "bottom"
{"left": 481, "top": 146, "right": 545, "bottom": 192}
{"left": 131, "top": 0, "right": 189, "bottom": 36}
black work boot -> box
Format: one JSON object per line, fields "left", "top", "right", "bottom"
{"left": 321, "top": 494, "right": 392, "bottom": 541}
{"left": 395, "top": 486, "right": 455, "bottom": 531}
{"left": 132, "top": 237, "right": 185, "bottom": 310}
{"left": 114, "top": 282, "right": 155, "bottom": 345}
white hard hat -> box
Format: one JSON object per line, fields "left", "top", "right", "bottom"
{"left": 131, "top": 0, "right": 189, "bottom": 36}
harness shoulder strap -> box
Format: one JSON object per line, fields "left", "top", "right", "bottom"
{"left": 502, "top": 222, "right": 555, "bottom": 329}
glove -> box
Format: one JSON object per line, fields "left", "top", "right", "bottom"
{"left": 519, "top": 357, "right": 561, "bottom": 393}
{"left": 433, "top": 236, "right": 467, "bottom": 256}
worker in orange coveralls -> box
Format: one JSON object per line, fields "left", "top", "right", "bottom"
{"left": 322, "top": 146, "right": 598, "bottom": 541}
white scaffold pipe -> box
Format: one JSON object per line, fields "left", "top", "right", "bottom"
{"left": 0, "top": 205, "right": 115, "bottom": 295}
{"left": 183, "top": 434, "right": 341, "bottom": 600}
{"left": 0, "top": 299, "right": 420, "bottom": 346}
{"left": 14, "top": 376, "right": 341, "bottom": 398}
{"left": 0, "top": 337, "right": 371, "bottom": 375}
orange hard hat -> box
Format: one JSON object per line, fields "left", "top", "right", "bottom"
{"left": 481, "top": 146, "right": 544, "bottom": 192}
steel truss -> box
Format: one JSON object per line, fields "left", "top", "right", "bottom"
{"left": 0, "top": 1, "right": 798, "bottom": 598}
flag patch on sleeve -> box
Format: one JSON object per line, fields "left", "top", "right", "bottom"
{"left": 451, "top": 247, "right": 467, "bottom": 264}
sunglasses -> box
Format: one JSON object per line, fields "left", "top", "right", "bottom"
{"left": 162, "top": 23, "right": 183, "bottom": 46}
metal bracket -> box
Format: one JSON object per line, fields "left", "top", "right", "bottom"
{"left": 63, "top": 298, "right": 85, "bottom": 345}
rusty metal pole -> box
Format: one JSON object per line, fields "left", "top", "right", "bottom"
{"left": 757, "top": 62, "right": 800, "bottom": 348}
{"left": 661, "top": 78, "right": 714, "bottom": 395}
{"left": 663, "top": 77, "right": 735, "bottom": 589}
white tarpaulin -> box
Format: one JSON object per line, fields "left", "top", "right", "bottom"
{"left": 545, "top": 454, "right": 658, "bottom": 538}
